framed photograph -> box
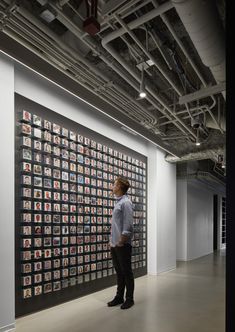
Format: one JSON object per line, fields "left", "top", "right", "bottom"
{"left": 34, "top": 238, "right": 42, "bottom": 247}
{"left": 44, "top": 178, "right": 52, "bottom": 188}
{"left": 53, "top": 158, "right": 60, "bottom": 168}
{"left": 34, "top": 250, "right": 42, "bottom": 259}
{"left": 44, "top": 226, "right": 51, "bottom": 235}
{"left": 62, "top": 149, "right": 69, "bottom": 160}
{"left": 22, "top": 200, "right": 31, "bottom": 210}
{"left": 52, "top": 123, "right": 60, "bottom": 134}
{"left": 33, "top": 164, "right": 42, "bottom": 175}
{"left": 22, "top": 187, "right": 31, "bottom": 198}
{"left": 77, "top": 155, "right": 83, "bottom": 164}
{"left": 22, "top": 263, "right": 32, "bottom": 273}
{"left": 44, "top": 214, "right": 51, "bottom": 223}
{"left": 34, "top": 285, "right": 42, "bottom": 296}
{"left": 34, "top": 140, "right": 42, "bottom": 151}
{"left": 44, "top": 283, "right": 52, "bottom": 294}
{"left": 23, "top": 238, "right": 31, "bottom": 248}
{"left": 70, "top": 131, "right": 76, "bottom": 141}
{"left": 34, "top": 189, "right": 42, "bottom": 199}
{"left": 77, "top": 134, "right": 83, "bottom": 143}
{"left": 70, "top": 163, "right": 76, "bottom": 172}
{"left": 22, "top": 149, "right": 32, "bottom": 162}
{"left": 44, "top": 143, "right": 51, "bottom": 153}
{"left": 53, "top": 214, "right": 60, "bottom": 223}
{"left": 34, "top": 226, "right": 42, "bottom": 235}
{"left": 34, "top": 214, "right": 42, "bottom": 223}
{"left": 34, "top": 201, "right": 42, "bottom": 211}
{"left": 21, "top": 123, "right": 31, "bottom": 135}
{"left": 53, "top": 146, "right": 60, "bottom": 156}
{"left": 53, "top": 135, "right": 61, "bottom": 145}
{"left": 44, "top": 260, "right": 52, "bottom": 270}
{"left": 22, "top": 136, "right": 31, "bottom": 148}
{"left": 22, "top": 251, "right": 31, "bottom": 261}
{"left": 43, "top": 130, "right": 51, "bottom": 142}
{"left": 44, "top": 249, "right": 51, "bottom": 258}
{"left": 34, "top": 261, "right": 42, "bottom": 272}
{"left": 62, "top": 160, "right": 69, "bottom": 170}
{"left": 33, "top": 152, "right": 41, "bottom": 163}
{"left": 70, "top": 141, "right": 76, "bottom": 151}
{"left": 44, "top": 155, "right": 52, "bottom": 165}
{"left": 33, "top": 115, "right": 41, "bottom": 127}
{"left": 44, "top": 202, "right": 52, "bottom": 212}
{"left": 61, "top": 127, "right": 68, "bottom": 137}
{"left": 23, "top": 288, "right": 32, "bottom": 299}
{"left": 22, "top": 162, "right": 31, "bottom": 172}
{"left": 22, "top": 110, "right": 31, "bottom": 122}
{"left": 44, "top": 119, "right": 51, "bottom": 130}
{"left": 33, "top": 128, "right": 42, "bottom": 139}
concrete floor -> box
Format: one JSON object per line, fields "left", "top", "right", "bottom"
{"left": 16, "top": 251, "right": 225, "bottom": 332}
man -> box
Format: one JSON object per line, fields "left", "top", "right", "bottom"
{"left": 107, "top": 177, "right": 134, "bottom": 310}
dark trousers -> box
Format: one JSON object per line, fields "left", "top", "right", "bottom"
{"left": 111, "top": 244, "right": 134, "bottom": 301}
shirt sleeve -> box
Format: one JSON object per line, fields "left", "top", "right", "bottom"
{"left": 122, "top": 200, "right": 133, "bottom": 237}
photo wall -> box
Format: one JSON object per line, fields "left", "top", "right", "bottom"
{"left": 15, "top": 94, "right": 147, "bottom": 316}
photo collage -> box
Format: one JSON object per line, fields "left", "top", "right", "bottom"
{"left": 19, "top": 110, "right": 147, "bottom": 299}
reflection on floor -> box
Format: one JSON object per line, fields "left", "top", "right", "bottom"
{"left": 16, "top": 251, "right": 225, "bottom": 332}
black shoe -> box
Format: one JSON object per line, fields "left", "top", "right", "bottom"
{"left": 107, "top": 297, "right": 124, "bottom": 307}
{"left": 120, "top": 300, "right": 134, "bottom": 309}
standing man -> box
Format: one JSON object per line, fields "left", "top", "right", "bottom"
{"left": 107, "top": 177, "right": 134, "bottom": 309}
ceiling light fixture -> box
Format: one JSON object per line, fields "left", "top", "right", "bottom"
{"left": 195, "top": 129, "right": 201, "bottom": 146}
{"left": 139, "top": 64, "right": 146, "bottom": 99}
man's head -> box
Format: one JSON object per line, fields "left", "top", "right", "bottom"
{"left": 113, "top": 177, "right": 130, "bottom": 196}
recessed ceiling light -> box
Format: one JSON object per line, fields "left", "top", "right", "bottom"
{"left": 139, "top": 91, "right": 146, "bottom": 98}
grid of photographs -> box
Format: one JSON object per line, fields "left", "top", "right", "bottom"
{"left": 19, "top": 110, "right": 147, "bottom": 299}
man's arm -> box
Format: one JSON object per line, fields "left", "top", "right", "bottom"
{"left": 117, "top": 201, "right": 133, "bottom": 246}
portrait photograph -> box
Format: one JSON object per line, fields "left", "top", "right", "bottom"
{"left": 34, "top": 285, "right": 42, "bottom": 296}
{"left": 34, "top": 201, "right": 42, "bottom": 211}
{"left": 23, "top": 200, "right": 31, "bottom": 210}
{"left": 69, "top": 131, "right": 76, "bottom": 141}
{"left": 62, "top": 247, "right": 68, "bottom": 256}
{"left": 61, "top": 127, "right": 68, "bottom": 137}
{"left": 43, "top": 118, "right": 51, "bottom": 130}
{"left": 62, "top": 268, "right": 68, "bottom": 278}
{"left": 62, "top": 149, "right": 69, "bottom": 159}
{"left": 53, "top": 203, "right": 60, "bottom": 212}
{"left": 53, "top": 281, "right": 61, "bottom": 291}
{"left": 53, "top": 158, "right": 61, "bottom": 168}
{"left": 22, "top": 263, "right": 32, "bottom": 274}
{"left": 70, "top": 141, "right": 76, "bottom": 151}
{"left": 44, "top": 190, "right": 52, "bottom": 200}
{"left": 33, "top": 164, "right": 42, "bottom": 175}
{"left": 22, "top": 250, "right": 31, "bottom": 261}
{"left": 84, "top": 187, "right": 90, "bottom": 195}
{"left": 34, "top": 226, "right": 42, "bottom": 235}
{"left": 43, "top": 214, "right": 50, "bottom": 223}
{"left": 62, "top": 237, "right": 68, "bottom": 245}
{"left": 70, "top": 215, "right": 76, "bottom": 223}
{"left": 53, "top": 169, "right": 61, "bottom": 179}
{"left": 69, "top": 152, "right": 76, "bottom": 162}
{"left": 52, "top": 123, "right": 60, "bottom": 134}
{"left": 32, "top": 114, "right": 41, "bottom": 127}
{"left": 44, "top": 178, "right": 52, "bottom": 188}
{"left": 34, "top": 140, "right": 41, "bottom": 151}
{"left": 22, "top": 162, "right": 31, "bottom": 173}
{"left": 34, "top": 273, "right": 42, "bottom": 284}
{"left": 44, "top": 155, "right": 52, "bottom": 165}
{"left": 22, "top": 110, "right": 31, "bottom": 122}
{"left": 22, "top": 226, "right": 31, "bottom": 236}
{"left": 53, "top": 237, "right": 61, "bottom": 247}
{"left": 61, "top": 138, "right": 68, "bottom": 147}
{"left": 43, "top": 225, "right": 51, "bottom": 235}
{"left": 33, "top": 127, "right": 42, "bottom": 139}
{"left": 34, "top": 238, "right": 42, "bottom": 248}
{"left": 23, "top": 238, "right": 31, "bottom": 249}
{"left": 62, "top": 171, "right": 68, "bottom": 181}
{"left": 62, "top": 160, "right": 69, "bottom": 170}
{"left": 44, "top": 260, "right": 52, "bottom": 270}
{"left": 70, "top": 163, "right": 76, "bottom": 172}
{"left": 22, "top": 187, "right": 31, "bottom": 198}
{"left": 69, "top": 173, "right": 76, "bottom": 182}
{"left": 23, "top": 288, "right": 32, "bottom": 299}
{"left": 21, "top": 123, "right": 31, "bottom": 135}
{"left": 61, "top": 215, "right": 68, "bottom": 224}
{"left": 69, "top": 193, "right": 76, "bottom": 203}
{"left": 22, "top": 149, "right": 32, "bottom": 161}
{"left": 22, "top": 136, "right": 31, "bottom": 148}
{"left": 44, "top": 142, "right": 51, "bottom": 153}
{"left": 90, "top": 151, "right": 97, "bottom": 160}
{"left": 77, "top": 144, "right": 83, "bottom": 153}
{"left": 53, "top": 146, "right": 60, "bottom": 156}
{"left": 53, "top": 270, "right": 61, "bottom": 280}
{"left": 44, "top": 283, "right": 52, "bottom": 294}
{"left": 43, "top": 130, "right": 51, "bottom": 142}
{"left": 77, "top": 154, "right": 83, "bottom": 164}
{"left": 53, "top": 135, "right": 61, "bottom": 145}
{"left": 44, "top": 249, "right": 51, "bottom": 258}
{"left": 44, "top": 202, "right": 52, "bottom": 211}
{"left": 53, "top": 180, "right": 60, "bottom": 190}
{"left": 34, "top": 249, "right": 42, "bottom": 259}
{"left": 34, "top": 261, "right": 42, "bottom": 272}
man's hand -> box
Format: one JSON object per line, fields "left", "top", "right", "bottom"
{"left": 116, "top": 234, "right": 128, "bottom": 247}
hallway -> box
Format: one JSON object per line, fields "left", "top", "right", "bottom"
{"left": 16, "top": 252, "right": 225, "bottom": 332}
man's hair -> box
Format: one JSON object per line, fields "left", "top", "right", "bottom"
{"left": 115, "top": 177, "right": 130, "bottom": 194}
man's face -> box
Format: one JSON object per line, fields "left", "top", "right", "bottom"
{"left": 112, "top": 180, "right": 122, "bottom": 196}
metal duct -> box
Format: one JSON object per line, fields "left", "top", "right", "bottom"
{"left": 165, "top": 146, "right": 225, "bottom": 163}
{"left": 205, "top": 114, "right": 226, "bottom": 131}
{"left": 172, "top": 0, "right": 225, "bottom": 86}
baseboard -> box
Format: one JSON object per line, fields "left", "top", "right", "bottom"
{"left": 148, "top": 265, "right": 177, "bottom": 275}
{"left": 0, "top": 323, "right": 15, "bottom": 332}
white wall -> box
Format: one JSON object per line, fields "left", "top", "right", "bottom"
{"left": 176, "top": 179, "right": 187, "bottom": 260}
{"left": 14, "top": 64, "right": 148, "bottom": 156}
{"left": 0, "top": 54, "right": 15, "bottom": 331}
{"left": 156, "top": 149, "right": 176, "bottom": 273}
{"left": 187, "top": 181, "right": 213, "bottom": 260}
{"left": 147, "top": 145, "right": 176, "bottom": 274}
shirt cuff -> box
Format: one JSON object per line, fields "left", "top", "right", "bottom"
{"left": 122, "top": 231, "right": 131, "bottom": 236}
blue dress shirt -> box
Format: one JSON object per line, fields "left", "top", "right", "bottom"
{"left": 110, "top": 194, "right": 133, "bottom": 247}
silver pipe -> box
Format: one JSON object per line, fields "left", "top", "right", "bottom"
{"left": 114, "top": 13, "right": 183, "bottom": 96}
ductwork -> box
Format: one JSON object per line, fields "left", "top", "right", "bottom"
{"left": 205, "top": 114, "right": 226, "bottom": 131}
{"left": 165, "top": 146, "right": 225, "bottom": 163}
{"left": 172, "top": 0, "right": 225, "bottom": 88}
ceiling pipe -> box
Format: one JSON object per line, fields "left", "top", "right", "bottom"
{"left": 165, "top": 146, "right": 225, "bottom": 163}
{"left": 172, "top": 0, "right": 225, "bottom": 99}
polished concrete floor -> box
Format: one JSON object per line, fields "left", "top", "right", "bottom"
{"left": 16, "top": 251, "right": 225, "bottom": 332}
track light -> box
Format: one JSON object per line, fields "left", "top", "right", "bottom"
{"left": 139, "top": 64, "right": 146, "bottom": 98}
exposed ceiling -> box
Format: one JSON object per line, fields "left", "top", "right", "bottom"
{"left": 0, "top": 0, "right": 226, "bottom": 179}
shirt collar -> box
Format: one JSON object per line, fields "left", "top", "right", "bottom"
{"left": 116, "top": 194, "right": 126, "bottom": 201}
